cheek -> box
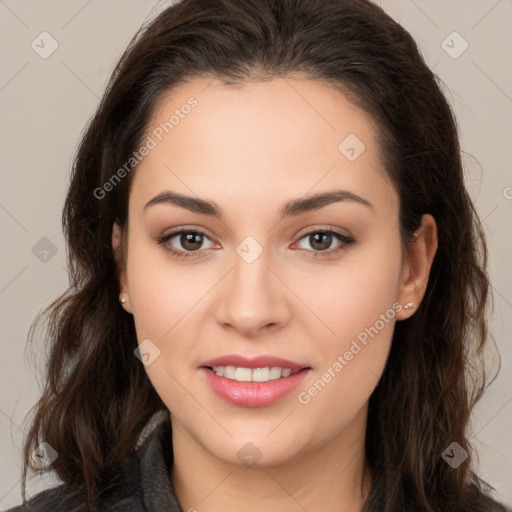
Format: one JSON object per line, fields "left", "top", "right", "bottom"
{"left": 305, "top": 234, "right": 403, "bottom": 345}
{"left": 125, "top": 239, "right": 207, "bottom": 339}
{"left": 296, "top": 239, "right": 402, "bottom": 418}
{"left": 124, "top": 244, "right": 201, "bottom": 416}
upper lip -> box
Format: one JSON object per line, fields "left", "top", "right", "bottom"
{"left": 201, "top": 354, "right": 309, "bottom": 371}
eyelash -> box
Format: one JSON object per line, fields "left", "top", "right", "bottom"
{"left": 155, "top": 227, "right": 355, "bottom": 260}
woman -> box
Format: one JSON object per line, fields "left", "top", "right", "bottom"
{"left": 8, "top": 0, "right": 510, "bottom": 510}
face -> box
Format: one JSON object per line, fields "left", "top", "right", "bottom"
{"left": 114, "top": 76, "right": 434, "bottom": 468}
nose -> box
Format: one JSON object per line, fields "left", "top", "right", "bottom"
{"left": 213, "top": 251, "right": 291, "bottom": 337}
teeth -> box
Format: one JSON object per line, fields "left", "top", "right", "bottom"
{"left": 235, "top": 367, "right": 252, "bottom": 382}
{"left": 253, "top": 367, "right": 271, "bottom": 382}
{"left": 224, "top": 366, "right": 236, "bottom": 379}
{"left": 269, "top": 367, "right": 282, "bottom": 380}
{"left": 211, "top": 366, "right": 298, "bottom": 382}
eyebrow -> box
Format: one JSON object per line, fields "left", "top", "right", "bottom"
{"left": 143, "top": 189, "right": 374, "bottom": 219}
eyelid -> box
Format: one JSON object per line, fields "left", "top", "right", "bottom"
{"left": 294, "top": 224, "right": 352, "bottom": 239}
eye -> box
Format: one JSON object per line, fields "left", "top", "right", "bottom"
{"left": 294, "top": 228, "right": 355, "bottom": 258}
{"left": 155, "top": 228, "right": 216, "bottom": 260}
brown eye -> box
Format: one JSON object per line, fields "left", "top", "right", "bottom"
{"left": 295, "top": 229, "right": 355, "bottom": 257}
{"left": 308, "top": 232, "right": 334, "bottom": 251}
{"left": 155, "top": 228, "right": 215, "bottom": 259}
{"left": 178, "top": 232, "right": 204, "bottom": 251}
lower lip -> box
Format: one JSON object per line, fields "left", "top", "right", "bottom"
{"left": 201, "top": 367, "right": 310, "bottom": 407}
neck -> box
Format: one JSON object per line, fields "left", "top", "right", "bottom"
{"left": 170, "top": 407, "right": 372, "bottom": 512}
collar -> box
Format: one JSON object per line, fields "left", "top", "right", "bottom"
{"left": 119, "top": 410, "right": 184, "bottom": 512}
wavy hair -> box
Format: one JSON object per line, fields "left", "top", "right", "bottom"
{"left": 20, "top": 0, "right": 505, "bottom": 510}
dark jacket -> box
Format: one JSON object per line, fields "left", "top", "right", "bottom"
{"left": 6, "top": 414, "right": 511, "bottom": 512}
{"left": 6, "top": 414, "right": 183, "bottom": 512}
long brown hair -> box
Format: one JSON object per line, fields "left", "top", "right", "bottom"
{"left": 20, "top": 0, "right": 506, "bottom": 510}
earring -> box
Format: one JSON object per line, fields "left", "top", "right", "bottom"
{"left": 404, "top": 302, "right": 414, "bottom": 310}
{"left": 120, "top": 296, "right": 128, "bottom": 304}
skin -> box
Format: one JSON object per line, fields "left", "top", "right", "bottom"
{"left": 113, "top": 76, "right": 438, "bottom": 512}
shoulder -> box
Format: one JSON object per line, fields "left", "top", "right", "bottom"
{"left": 3, "top": 484, "right": 86, "bottom": 512}
{"left": 471, "top": 492, "right": 512, "bottom": 512}
{"left": 464, "top": 481, "right": 512, "bottom": 512}
{"left": 3, "top": 469, "right": 143, "bottom": 512}
{"left": 5, "top": 411, "right": 179, "bottom": 512}
{"left": 3, "top": 478, "right": 142, "bottom": 512}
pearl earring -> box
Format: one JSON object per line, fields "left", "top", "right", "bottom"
{"left": 120, "top": 296, "right": 128, "bottom": 304}
{"left": 404, "top": 302, "right": 414, "bottom": 310}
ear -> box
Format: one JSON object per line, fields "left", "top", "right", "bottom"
{"left": 112, "top": 222, "right": 133, "bottom": 314}
{"left": 395, "top": 214, "right": 438, "bottom": 321}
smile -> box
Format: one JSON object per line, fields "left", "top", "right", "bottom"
{"left": 209, "top": 365, "right": 300, "bottom": 382}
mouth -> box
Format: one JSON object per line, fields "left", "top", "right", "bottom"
{"left": 199, "top": 355, "right": 311, "bottom": 407}
{"left": 206, "top": 365, "right": 303, "bottom": 382}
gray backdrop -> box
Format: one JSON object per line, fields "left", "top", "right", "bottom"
{"left": 0, "top": 0, "right": 511, "bottom": 509}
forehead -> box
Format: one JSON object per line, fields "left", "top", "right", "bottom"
{"left": 132, "top": 76, "right": 397, "bottom": 218}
